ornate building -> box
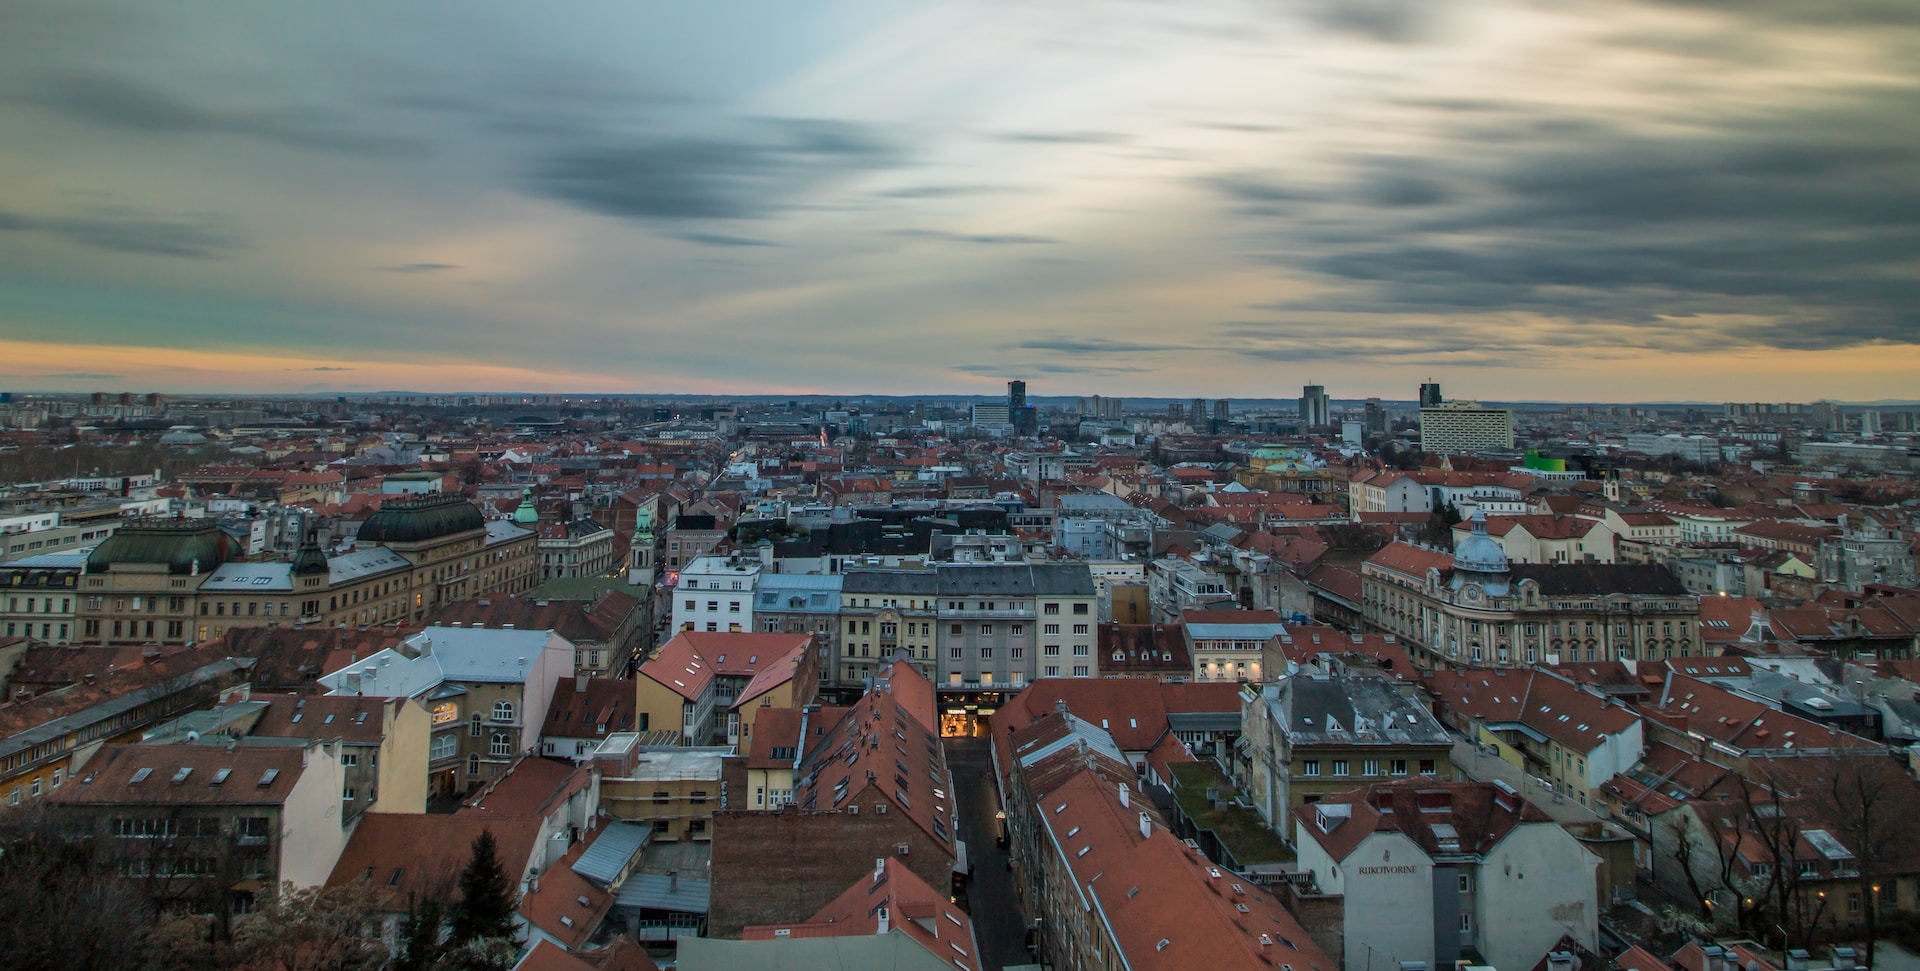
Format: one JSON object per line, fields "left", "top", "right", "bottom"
{"left": 1361, "top": 509, "right": 1701, "bottom": 670}
{"left": 76, "top": 495, "right": 537, "bottom": 647}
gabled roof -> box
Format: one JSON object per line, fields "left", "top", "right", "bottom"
{"left": 1293, "top": 780, "right": 1555, "bottom": 862}
{"left": 329, "top": 812, "right": 544, "bottom": 906}
{"left": 50, "top": 741, "right": 310, "bottom": 807}
{"left": 1043, "top": 770, "right": 1334, "bottom": 971}
{"left": 1366, "top": 542, "right": 1454, "bottom": 578}
{"left": 793, "top": 670, "right": 953, "bottom": 850}
{"left": 541, "top": 678, "right": 639, "bottom": 738}
{"left": 740, "top": 857, "right": 978, "bottom": 970}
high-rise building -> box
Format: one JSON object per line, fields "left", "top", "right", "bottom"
{"left": 1189, "top": 398, "right": 1207, "bottom": 426}
{"left": 1213, "top": 399, "right": 1230, "bottom": 424}
{"left": 1007, "top": 380, "right": 1027, "bottom": 410}
{"left": 1364, "top": 398, "right": 1387, "bottom": 435}
{"left": 1419, "top": 382, "right": 1444, "bottom": 408}
{"left": 1299, "top": 385, "right": 1331, "bottom": 429}
{"left": 1418, "top": 400, "right": 1515, "bottom": 454}
{"left": 1860, "top": 410, "right": 1882, "bottom": 437}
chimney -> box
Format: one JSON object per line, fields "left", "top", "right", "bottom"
{"left": 874, "top": 858, "right": 886, "bottom": 883}
{"left": 1699, "top": 950, "right": 1723, "bottom": 971}
{"left": 575, "top": 674, "right": 589, "bottom": 693}
{"left": 1139, "top": 811, "right": 1152, "bottom": 839}
{"left": 876, "top": 906, "right": 890, "bottom": 936}
{"left": 1547, "top": 953, "right": 1577, "bottom": 971}
{"left": 668, "top": 868, "right": 679, "bottom": 893}
{"left": 1786, "top": 950, "right": 1810, "bottom": 971}
{"left": 1119, "top": 782, "right": 1130, "bottom": 808}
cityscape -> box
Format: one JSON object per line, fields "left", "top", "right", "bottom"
{"left": 4, "top": 2, "right": 1920, "bottom": 971}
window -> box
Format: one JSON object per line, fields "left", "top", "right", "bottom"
{"left": 654, "top": 790, "right": 670, "bottom": 805}
{"left": 980, "top": 647, "right": 993, "bottom": 659}
{"left": 1419, "top": 759, "right": 1437, "bottom": 775}
{"left": 1073, "top": 624, "right": 1089, "bottom": 635}
{"left": 490, "top": 732, "right": 511, "bottom": 756}
{"left": 1331, "top": 760, "right": 1349, "bottom": 776}
{"left": 1390, "top": 759, "right": 1408, "bottom": 776}
{"left": 1073, "top": 665, "right": 1089, "bottom": 677}
{"left": 1010, "top": 646, "right": 1024, "bottom": 659}
{"left": 1045, "top": 665, "right": 1060, "bottom": 677}
{"left": 493, "top": 700, "right": 515, "bottom": 722}
{"left": 1459, "top": 873, "right": 1472, "bottom": 892}
{"left": 949, "top": 647, "right": 963, "bottom": 660}
{"left": 950, "top": 624, "right": 963, "bottom": 635}
{"left": 430, "top": 734, "right": 456, "bottom": 761}
{"left": 1044, "top": 624, "right": 1060, "bottom": 635}
{"left": 1362, "top": 759, "right": 1380, "bottom": 776}
{"left": 1010, "top": 624, "right": 1023, "bottom": 635}
{"left": 470, "top": 714, "right": 483, "bottom": 737}
{"left": 1044, "top": 603, "right": 1060, "bottom": 615}
{"left": 1302, "top": 760, "right": 1321, "bottom": 777}
{"left": 1460, "top": 913, "right": 1472, "bottom": 932}
{"left": 1044, "top": 645, "right": 1060, "bottom": 656}
{"left": 467, "top": 754, "right": 480, "bottom": 776}
{"left": 340, "top": 752, "right": 358, "bottom": 767}
{"left": 979, "top": 624, "right": 992, "bottom": 635}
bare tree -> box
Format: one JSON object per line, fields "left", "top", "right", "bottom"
{"left": 1809, "top": 752, "right": 1920, "bottom": 968}
{"left": 228, "top": 881, "right": 391, "bottom": 971}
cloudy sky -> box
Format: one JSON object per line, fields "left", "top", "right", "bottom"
{"left": 1, "top": 0, "right": 1916, "bottom": 401}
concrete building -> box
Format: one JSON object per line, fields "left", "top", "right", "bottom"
{"left": 1301, "top": 384, "right": 1332, "bottom": 429}
{"left": 50, "top": 740, "right": 354, "bottom": 917}
{"left": 1292, "top": 780, "right": 1600, "bottom": 971}
{"left": 316, "top": 626, "right": 574, "bottom": 796}
{"left": 1419, "top": 401, "right": 1516, "bottom": 454}
{"left": 1183, "top": 609, "right": 1288, "bottom": 683}
{"left": 1237, "top": 674, "right": 1453, "bottom": 827}
{"left": 592, "top": 739, "right": 731, "bottom": 841}
{"left": 671, "top": 554, "right": 761, "bottom": 634}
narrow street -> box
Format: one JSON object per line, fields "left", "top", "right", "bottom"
{"left": 947, "top": 735, "right": 1031, "bottom": 971}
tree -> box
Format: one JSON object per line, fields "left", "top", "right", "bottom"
{"left": 448, "top": 830, "right": 517, "bottom": 947}
{"left": 0, "top": 804, "right": 156, "bottom": 971}
{"left": 228, "top": 882, "right": 389, "bottom": 971}
{"left": 397, "top": 892, "right": 448, "bottom": 971}
{"left": 1809, "top": 752, "right": 1920, "bottom": 969}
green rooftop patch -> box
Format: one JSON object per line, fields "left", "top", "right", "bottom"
{"left": 1169, "top": 761, "right": 1293, "bottom": 866}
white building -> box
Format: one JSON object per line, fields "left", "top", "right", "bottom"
{"left": 672, "top": 554, "right": 762, "bottom": 633}
{"left": 1293, "top": 780, "right": 1599, "bottom": 971}
{"left": 1419, "top": 401, "right": 1515, "bottom": 454}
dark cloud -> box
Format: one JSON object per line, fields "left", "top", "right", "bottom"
{"left": 880, "top": 184, "right": 1014, "bottom": 199}
{"left": 1209, "top": 89, "right": 1920, "bottom": 352}
{"left": 29, "top": 74, "right": 415, "bottom": 155}
{"left": 0, "top": 206, "right": 240, "bottom": 258}
{"left": 531, "top": 119, "right": 902, "bottom": 222}
{"left": 299, "top": 366, "right": 354, "bottom": 371}
{"left": 1295, "top": 0, "right": 1440, "bottom": 43}
{"left": 379, "top": 263, "right": 458, "bottom": 273}
{"left": 1645, "top": 0, "right": 1920, "bottom": 26}
{"left": 896, "top": 229, "right": 1056, "bottom": 245}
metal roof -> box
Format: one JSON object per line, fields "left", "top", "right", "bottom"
{"left": 613, "top": 872, "right": 712, "bottom": 914}
{"left": 571, "top": 821, "right": 650, "bottom": 887}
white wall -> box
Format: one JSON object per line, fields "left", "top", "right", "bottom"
{"left": 1475, "top": 823, "right": 1599, "bottom": 971}
{"left": 1336, "top": 831, "right": 1435, "bottom": 971}
{"left": 277, "top": 744, "right": 351, "bottom": 888}
{"left": 520, "top": 632, "right": 575, "bottom": 750}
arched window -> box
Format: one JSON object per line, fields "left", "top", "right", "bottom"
{"left": 469, "top": 713, "right": 483, "bottom": 737}
{"left": 466, "top": 753, "right": 480, "bottom": 776}
{"left": 490, "top": 732, "right": 511, "bottom": 757}
{"left": 493, "top": 700, "right": 515, "bottom": 722}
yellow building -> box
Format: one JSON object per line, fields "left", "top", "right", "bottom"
{"left": 592, "top": 736, "right": 730, "bottom": 841}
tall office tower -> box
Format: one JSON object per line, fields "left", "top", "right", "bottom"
{"left": 1007, "top": 380, "right": 1027, "bottom": 411}
{"left": 1860, "top": 411, "right": 1881, "bottom": 437}
{"left": 1364, "top": 398, "right": 1387, "bottom": 435}
{"left": 1299, "top": 384, "right": 1331, "bottom": 429}
{"left": 1418, "top": 400, "right": 1515, "bottom": 454}
{"left": 1419, "top": 382, "right": 1444, "bottom": 408}
{"left": 1189, "top": 398, "right": 1207, "bottom": 426}
{"left": 1089, "top": 395, "right": 1104, "bottom": 416}
{"left": 1107, "top": 398, "right": 1124, "bottom": 419}
{"left": 1811, "top": 401, "right": 1840, "bottom": 432}
{"left": 1168, "top": 402, "right": 1184, "bottom": 419}
{"left": 1213, "top": 399, "right": 1230, "bottom": 423}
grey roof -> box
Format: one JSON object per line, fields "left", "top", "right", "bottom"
{"left": 319, "top": 627, "right": 567, "bottom": 697}
{"left": 1, "top": 549, "right": 92, "bottom": 569}
{"left": 571, "top": 821, "right": 650, "bottom": 887}
{"left": 201, "top": 562, "right": 295, "bottom": 592}
{"left": 1266, "top": 675, "right": 1452, "bottom": 747}
{"left": 842, "top": 570, "right": 939, "bottom": 595}
{"left": 757, "top": 573, "right": 844, "bottom": 613}
{"left": 1014, "top": 712, "right": 1127, "bottom": 770}
{"left": 1188, "top": 621, "right": 1288, "bottom": 641}
{"left": 485, "top": 519, "right": 533, "bottom": 547}
{"left": 1058, "top": 493, "right": 1132, "bottom": 512}
{"left": 613, "top": 871, "right": 712, "bottom": 913}
{"left": 1, "top": 658, "right": 254, "bottom": 761}
{"left": 1167, "top": 711, "right": 1241, "bottom": 733}
{"left": 329, "top": 547, "right": 410, "bottom": 584}
{"left": 676, "top": 935, "right": 956, "bottom": 971}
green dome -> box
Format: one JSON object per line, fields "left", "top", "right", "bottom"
{"left": 357, "top": 494, "right": 486, "bottom": 545}
{"left": 86, "top": 520, "right": 236, "bottom": 575}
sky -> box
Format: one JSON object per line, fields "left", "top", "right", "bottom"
{"left": 0, "top": 0, "right": 1916, "bottom": 402}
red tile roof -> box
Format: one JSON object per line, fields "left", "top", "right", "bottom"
{"left": 740, "top": 857, "right": 977, "bottom": 967}
{"left": 1365, "top": 541, "right": 1454, "bottom": 578}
